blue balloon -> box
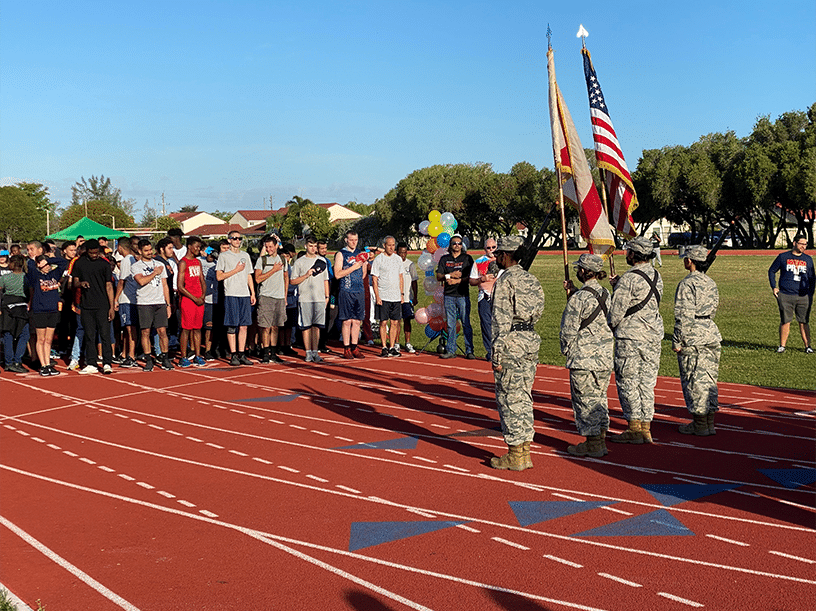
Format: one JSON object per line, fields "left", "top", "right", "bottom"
{"left": 425, "top": 326, "right": 440, "bottom": 339}
{"left": 425, "top": 269, "right": 435, "bottom": 276}
{"left": 436, "top": 232, "right": 451, "bottom": 248}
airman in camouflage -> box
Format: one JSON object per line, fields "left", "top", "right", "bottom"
{"left": 673, "top": 245, "right": 722, "bottom": 436}
{"left": 561, "top": 253, "right": 614, "bottom": 458}
{"left": 607, "top": 236, "right": 663, "bottom": 444}
{"left": 489, "top": 235, "right": 545, "bottom": 471}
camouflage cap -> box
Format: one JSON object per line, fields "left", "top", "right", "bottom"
{"left": 495, "top": 235, "right": 524, "bottom": 252}
{"left": 623, "top": 236, "right": 654, "bottom": 255}
{"left": 683, "top": 244, "right": 708, "bottom": 262}
{"left": 573, "top": 253, "right": 605, "bottom": 272}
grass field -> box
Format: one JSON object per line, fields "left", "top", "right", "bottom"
{"left": 412, "top": 251, "right": 816, "bottom": 391}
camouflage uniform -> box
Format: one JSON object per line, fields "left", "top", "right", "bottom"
{"left": 608, "top": 256, "right": 663, "bottom": 425}
{"left": 492, "top": 260, "right": 545, "bottom": 446}
{"left": 673, "top": 266, "right": 721, "bottom": 417}
{"left": 560, "top": 276, "right": 614, "bottom": 436}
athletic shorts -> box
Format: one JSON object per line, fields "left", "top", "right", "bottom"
{"left": 401, "top": 302, "right": 415, "bottom": 321}
{"left": 203, "top": 303, "right": 214, "bottom": 326}
{"left": 258, "top": 296, "right": 286, "bottom": 328}
{"left": 375, "top": 301, "right": 402, "bottom": 322}
{"left": 285, "top": 307, "right": 297, "bottom": 329}
{"left": 138, "top": 304, "right": 168, "bottom": 329}
{"left": 338, "top": 290, "right": 365, "bottom": 322}
{"left": 224, "top": 295, "right": 252, "bottom": 327}
{"left": 298, "top": 301, "right": 325, "bottom": 329}
{"left": 119, "top": 303, "right": 138, "bottom": 327}
{"left": 777, "top": 293, "right": 812, "bottom": 325}
{"left": 180, "top": 296, "right": 205, "bottom": 330}
{"left": 31, "top": 311, "right": 60, "bottom": 329}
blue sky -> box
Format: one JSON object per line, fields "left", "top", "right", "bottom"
{"left": 2, "top": 0, "right": 813, "bottom": 218}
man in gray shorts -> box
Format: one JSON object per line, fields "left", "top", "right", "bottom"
{"left": 254, "top": 235, "right": 288, "bottom": 363}
{"left": 132, "top": 239, "right": 172, "bottom": 371}
{"left": 768, "top": 234, "right": 814, "bottom": 353}
{"left": 290, "top": 236, "right": 330, "bottom": 363}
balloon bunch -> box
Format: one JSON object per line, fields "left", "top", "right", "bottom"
{"left": 415, "top": 209, "right": 459, "bottom": 339}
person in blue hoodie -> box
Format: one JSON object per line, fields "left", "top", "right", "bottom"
{"left": 27, "top": 254, "right": 69, "bottom": 375}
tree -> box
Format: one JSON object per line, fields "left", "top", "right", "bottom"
{"left": 275, "top": 196, "right": 332, "bottom": 240}
{"left": 140, "top": 200, "right": 158, "bottom": 227}
{"left": 60, "top": 199, "right": 135, "bottom": 230}
{"left": 177, "top": 205, "right": 199, "bottom": 213}
{"left": 71, "top": 175, "right": 136, "bottom": 217}
{"left": 156, "top": 216, "right": 181, "bottom": 231}
{"left": 345, "top": 201, "right": 375, "bottom": 215}
{"left": 210, "top": 210, "right": 234, "bottom": 222}
{"left": 0, "top": 186, "right": 47, "bottom": 246}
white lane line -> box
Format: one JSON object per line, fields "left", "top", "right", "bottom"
{"left": 0, "top": 515, "right": 141, "bottom": 611}
{"left": 31, "top": 437, "right": 45, "bottom": 443}
{"left": 289, "top": 425, "right": 306, "bottom": 430}
{"left": 117, "top": 474, "right": 135, "bottom": 481}
{"left": 248, "top": 414, "right": 264, "bottom": 419}
{"left": 552, "top": 493, "right": 585, "bottom": 502}
{"left": 444, "top": 465, "right": 470, "bottom": 473}
{"left": 406, "top": 509, "right": 436, "bottom": 518}
{"left": 543, "top": 554, "right": 583, "bottom": 568}
{"left": 455, "top": 524, "right": 481, "bottom": 533}
{"left": 268, "top": 419, "right": 284, "bottom": 424}
{"left": 197, "top": 401, "right": 208, "bottom": 405}
{"left": 215, "top": 405, "right": 228, "bottom": 410}
{"left": 63, "top": 451, "right": 78, "bottom": 457}
{"left": 599, "top": 506, "right": 633, "bottom": 516}
{"left": 15, "top": 430, "right": 29, "bottom": 436}
{"left": 657, "top": 592, "right": 704, "bottom": 607}
{"left": 598, "top": 573, "right": 642, "bottom": 587}
{"left": 310, "top": 430, "right": 329, "bottom": 436}
{"left": 413, "top": 456, "right": 437, "bottom": 464}
{"left": 131, "top": 419, "right": 146, "bottom": 424}
{"left": 3, "top": 425, "right": 16, "bottom": 430}
{"left": 98, "top": 408, "right": 111, "bottom": 413}
{"left": 79, "top": 458, "right": 96, "bottom": 465}
{"left": 706, "top": 534, "right": 749, "bottom": 546}
{"left": 186, "top": 437, "right": 203, "bottom": 442}
{"left": 278, "top": 466, "right": 299, "bottom": 473}
{"left": 335, "top": 436, "right": 353, "bottom": 442}
{"left": 166, "top": 430, "right": 183, "bottom": 436}
{"left": 113, "top": 413, "right": 128, "bottom": 419}
{"left": 728, "top": 489, "right": 760, "bottom": 497}
{"left": 252, "top": 457, "right": 273, "bottom": 465}
{"left": 769, "top": 551, "right": 815, "bottom": 564}
{"left": 404, "top": 419, "right": 424, "bottom": 424}
{"left": 98, "top": 466, "right": 115, "bottom": 473}
{"left": 230, "top": 409, "right": 245, "bottom": 414}
{"left": 229, "top": 450, "right": 249, "bottom": 457}
{"left": 430, "top": 424, "right": 448, "bottom": 429}
{"left": 46, "top": 443, "right": 61, "bottom": 450}
{"left": 157, "top": 491, "right": 175, "bottom": 498}
{"left": 148, "top": 424, "right": 164, "bottom": 430}
{"left": 491, "top": 537, "right": 530, "bottom": 551}
{"left": 136, "top": 482, "right": 155, "bottom": 490}
{"left": 199, "top": 510, "right": 218, "bottom": 518}
{"left": 205, "top": 443, "right": 224, "bottom": 449}
{"left": 384, "top": 449, "right": 406, "bottom": 455}
{"left": 306, "top": 475, "right": 329, "bottom": 483}
{"left": 177, "top": 500, "right": 196, "bottom": 508}
{"left": 674, "top": 477, "right": 706, "bottom": 485}
{"left": 336, "top": 485, "right": 361, "bottom": 494}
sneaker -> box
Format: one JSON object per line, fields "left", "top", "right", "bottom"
{"left": 193, "top": 356, "right": 206, "bottom": 367}
{"left": 47, "top": 365, "right": 61, "bottom": 376}
{"left": 776, "top": 346, "right": 786, "bottom": 353}
{"left": 389, "top": 347, "right": 401, "bottom": 357}
{"left": 313, "top": 354, "right": 325, "bottom": 364}
{"left": 39, "top": 366, "right": 50, "bottom": 377}
{"left": 7, "top": 363, "right": 26, "bottom": 373}
{"left": 103, "top": 364, "right": 113, "bottom": 375}
{"left": 269, "top": 351, "right": 283, "bottom": 364}
{"left": 380, "top": 347, "right": 390, "bottom": 358}
{"left": 143, "top": 356, "right": 154, "bottom": 372}
{"left": 229, "top": 354, "right": 241, "bottom": 367}
{"left": 111, "top": 355, "right": 123, "bottom": 365}
{"left": 305, "top": 352, "right": 314, "bottom": 363}
{"left": 806, "top": 346, "right": 814, "bottom": 354}
{"left": 202, "top": 350, "right": 216, "bottom": 361}
{"left": 440, "top": 352, "right": 456, "bottom": 359}
{"left": 405, "top": 343, "right": 416, "bottom": 354}
{"left": 238, "top": 354, "right": 253, "bottom": 366}
{"left": 160, "top": 357, "right": 174, "bottom": 370}
{"left": 465, "top": 352, "right": 476, "bottom": 360}
{"left": 342, "top": 348, "right": 354, "bottom": 360}
{"left": 78, "top": 364, "right": 99, "bottom": 375}
{"left": 261, "top": 349, "right": 272, "bottom": 364}
{"left": 120, "top": 357, "right": 137, "bottom": 368}
{"left": 351, "top": 347, "right": 365, "bottom": 359}
{"left": 179, "top": 357, "right": 192, "bottom": 368}
{"left": 67, "top": 359, "right": 80, "bottom": 371}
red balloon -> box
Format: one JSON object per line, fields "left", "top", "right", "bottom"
{"left": 426, "top": 238, "right": 438, "bottom": 254}
{"left": 429, "top": 317, "right": 445, "bottom": 331}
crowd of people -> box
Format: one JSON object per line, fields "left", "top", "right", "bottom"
{"left": 0, "top": 227, "right": 812, "bottom": 472}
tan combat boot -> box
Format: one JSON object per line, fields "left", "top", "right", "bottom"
{"left": 640, "top": 420, "right": 653, "bottom": 444}
{"left": 706, "top": 411, "right": 716, "bottom": 435}
{"left": 608, "top": 420, "right": 644, "bottom": 444}
{"left": 678, "top": 414, "right": 710, "bottom": 436}
{"left": 567, "top": 435, "right": 605, "bottom": 458}
{"left": 521, "top": 441, "right": 534, "bottom": 469}
{"left": 490, "top": 444, "right": 529, "bottom": 471}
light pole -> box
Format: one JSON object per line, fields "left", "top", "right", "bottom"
{"left": 102, "top": 214, "right": 116, "bottom": 230}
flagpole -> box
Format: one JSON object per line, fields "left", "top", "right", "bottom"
{"left": 598, "top": 167, "right": 617, "bottom": 276}
{"left": 548, "top": 26, "right": 570, "bottom": 285}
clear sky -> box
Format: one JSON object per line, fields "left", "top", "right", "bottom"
{"left": 2, "top": 0, "right": 813, "bottom": 218}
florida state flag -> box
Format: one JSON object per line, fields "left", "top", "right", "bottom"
{"left": 547, "top": 47, "right": 615, "bottom": 257}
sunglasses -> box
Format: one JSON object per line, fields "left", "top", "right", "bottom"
{"left": 228, "top": 236, "right": 242, "bottom": 241}
{"left": 450, "top": 242, "right": 463, "bottom": 246}
{"left": 485, "top": 246, "right": 496, "bottom": 250}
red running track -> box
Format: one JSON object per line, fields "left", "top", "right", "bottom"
{"left": 1, "top": 347, "right": 814, "bottom": 610}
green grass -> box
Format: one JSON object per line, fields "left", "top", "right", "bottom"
{"left": 412, "top": 252, "right": 816, "bottom": 391}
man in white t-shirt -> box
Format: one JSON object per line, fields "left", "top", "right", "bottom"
{"left": 396, "top": 242, "right": 418, "bottom": 353}
{"left": 216, "top": 231, "right": 256, "bottom": 366}
{"left": 132, "top": 239, "right": 172, "bottom": 372}
{"left": 371, "top": 236, "right": 404, "bottom": 357}
{"left": 254, "top": 235, "right": 288, "bottom": 364}
{"left": 290, "top": 236, "right": 330, "bottom": 363}
{"left": 113, "top": 239, "right": 140, "bottom": 368}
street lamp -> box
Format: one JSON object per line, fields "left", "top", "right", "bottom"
{"left": 102, "top": 214, "right": 116, "bottom": 230}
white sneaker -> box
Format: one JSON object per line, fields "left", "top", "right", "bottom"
{"left": 405, "top": 343, "right": 416, "bottom": 354}
{"left": 67, "top": 360, "right": 80, "bottom": 371}
{"left": 305, "top": 352, "right": 314, "bottom": 363}
{"left": 776, "top": 346, "right": 786, "bottom": 353}
{"left": 366, "top": 340, "right": 375, "bottom": 346}
{"left": 103, "top": 364, "right": 113, "bottom": 375}
{"left": 78, "top": 365, "right": 98, "bottom": 375}
{"left": 394, "top": 344, "right": 401, "bottom": 353}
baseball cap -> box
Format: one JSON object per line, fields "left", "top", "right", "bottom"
{"left": 311, "top": 259, "right": 327, "bottom": 275}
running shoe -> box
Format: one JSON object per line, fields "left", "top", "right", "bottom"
{"left": 160, "top": 356, "right": 174, "bottom": 370}
{"left": 229, "top": 354, "right": 241, "bottom": 366}
{"left": 39, "top": 366, "right": 50, "bottom": 377}
{"left": 202, "top": 350, "right": 216, "bottom": 361}
{"left": 7, "top": 363, "right": 26, "bottom": 373}
{"left": 120, "top": 357, "right": 137, "bottom": 368}
{"left": 67, "top": 360, "right": 80, "bottom": 371}
{"left": 313, "top": 354, "right": 325, "bottom": 364}
{"left": 78, "top": 365, "right": 99, "bottom": 374}
{"left": 178, "top": 357, "right": 192, "bottom": 368}
{"left": 103, "top": 364, "right": 113, "bottom": 375}
{"left": 238, "top": 354, "right": 253, "bottom": 366}
{"left": 806, "top": 346, "right": 814, "bottom": 354}
{"left": 380, "top": 347, "right": 390, "bottom": 358}
{"left": 405, "top": 343, "right": 416, "bottom": 354}
{"left": 47, "top": 364, "right": 61, "bottom": 376}
{"left": 143, "top": 356, "right": 154, "bottom": 372}
{"left": 389, "top": 347, "right": 401, "bottom": 357}
{"left": 193, "top": 356, "right": 206, "bottom": 367}
{"left": 776, "top": 346, "right": 786, "bottom": 353}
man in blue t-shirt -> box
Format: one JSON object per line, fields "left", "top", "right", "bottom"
{"left": 768, "top": 234, "right": 814, "bottom": 353}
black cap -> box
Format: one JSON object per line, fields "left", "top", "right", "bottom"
{"left": 311, "top": 259, "right": 327, "bottom": 275}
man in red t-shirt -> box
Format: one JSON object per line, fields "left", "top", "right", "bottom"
{"left": 177, "top": 236, "right": 206, "bottom": 367}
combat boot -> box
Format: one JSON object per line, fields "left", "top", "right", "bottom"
{"left": 567, "top": 435, "right": 605, "bottom": 458}
{"left": 678, "top": 414, "right": 710, "bottom": 436}
{"left": 609, "top": 420, "right": 644, "bottom": 444}
{"left": 521, "top": 441, "right": 533, "bottom": 469}
{"left": 706, "top": 411, "right": 716, "bottom": 435}
{"left": 640, "top": 420, "right": 654, "bottom": 444}
{"left": 600, "top": 428, "right": 609, "bottom": 455}
{"left": 490, "top": 444, "right": 529, "bottom": 471}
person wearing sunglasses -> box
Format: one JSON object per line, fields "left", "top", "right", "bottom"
{"left": 216, "top": 231, "right": 256, "bottom": 366}
{"left": 469, "top": 237, "right": 498, "bottom": 361}
{"left": 435, "top": 234, "right": 475, "bottom": 359}
{"left": 768, "top": 234, "right": 814, "bottom": 354}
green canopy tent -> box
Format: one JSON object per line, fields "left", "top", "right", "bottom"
{"left": 46, "top": 216, "right": 130, "bottom": 241}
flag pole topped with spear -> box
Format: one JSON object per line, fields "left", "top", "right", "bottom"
{"left": 547, "top": 25, "right": 570, "bottom": 284}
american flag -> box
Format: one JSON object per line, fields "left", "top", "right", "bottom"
{"left": 582, "top": 47, "right": 638, "bottom": 237}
